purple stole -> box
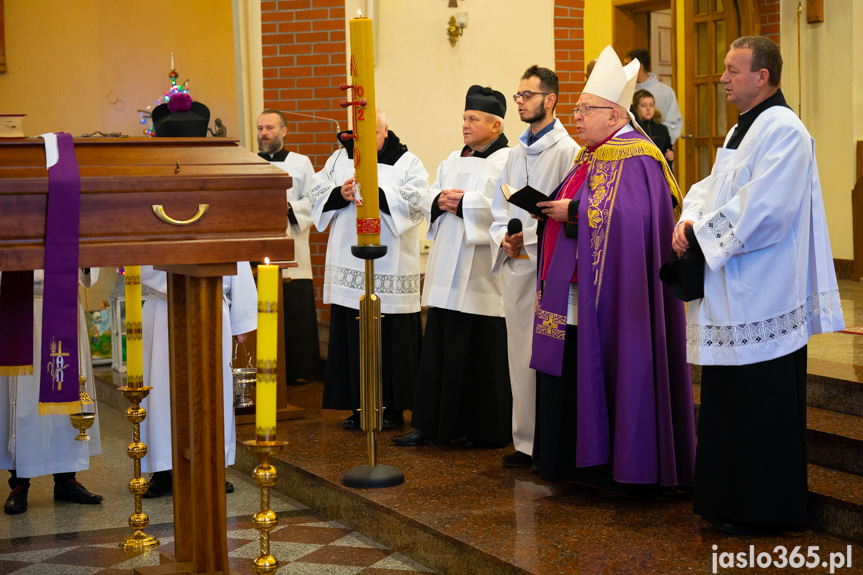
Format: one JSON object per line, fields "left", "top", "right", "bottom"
{"left": 0, "top": 133, "right": 82, "bottom": 415}
{"left": 0, "top": 271, "right": 35, "bottom": 376}
{"left": 530, "top": 172, "right": 581, "bottom": 377}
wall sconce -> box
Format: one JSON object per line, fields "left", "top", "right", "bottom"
{"left": 447, "top": 12, "right": 468, "bottom": 47}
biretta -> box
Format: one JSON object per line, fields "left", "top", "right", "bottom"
{"left": 464, "top": 85, "right": 506, "bottom": 118}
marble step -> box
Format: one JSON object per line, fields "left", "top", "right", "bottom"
{"left": 809, "top": 464, "right": 863, "bottom": 542}
{"left": 691, "top": 383, "right": 863, "bottom": 476}
{"left": 233, "top": 442, "right": 530, "bottom": 575}
{"left": 690, "top": 363, "right": 863, "bottom": 417}
{"left": 692, "top": 382, "right": 862, "bottom": 542}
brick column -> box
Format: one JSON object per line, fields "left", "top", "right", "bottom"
{"left": 261, "top": 0, "right": 348, "bottom": 324}
{"left": 758, "top": 0, "right": 780, "bottom": 47}
{"left": 553, "top": 1, "right": 585, "bottom": 135}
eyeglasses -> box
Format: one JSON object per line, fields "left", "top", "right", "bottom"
{"left": 572, "top": 104, "right": 614, "bottom": 117}
{"left": 512, "top": 90, "right": 550, "bottom": 103}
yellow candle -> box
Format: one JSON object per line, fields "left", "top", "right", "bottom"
{"left": 124, "top": 266, "right": 143, "bottom": 389}
{"left": 256, "top": 260, "right": 278, "bottom": 441}
{"left": 349, "top": 14, "right": 380, "bottom": 246}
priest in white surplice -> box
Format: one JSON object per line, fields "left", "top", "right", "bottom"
{"left": 311, "top": 110, "right": 429, "bottom": 430}
{"left": 393, "top": 86, "right": 512, "bottom": 447}
{"left": 257, "top": 109, "right": 321, "bottom": 385}
{"left": 490, "top": 66, "right": 579, "bottom": 469}
{"left": 138, "top": 264, "right": 257, "bottom": 497}
{"left": 672, "top": 36, "right": 844, "bottom": 534}
{"left": 1, "top": 270, "right": 103, "bottom": 514}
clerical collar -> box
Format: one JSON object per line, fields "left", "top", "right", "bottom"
{"left": 461, "top": 133, "right": 509, "bottom": 158}
{"left": 376, "top": 130, "right": 409, "bottom": 166}
{"left": 585, "top": 128, "right": 622, "bottom": 154}
{"left": 726, "top": 89, "right": 790, "bottom": 150}
{"left": 527, "top": 119, "right": 556, "bottom": 146}
{"left": 258, "top": 148, "right": 288, "bottom": 162}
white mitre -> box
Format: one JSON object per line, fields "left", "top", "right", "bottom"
{"left": 582, "top": 45, "right": 640, "bottom": 108}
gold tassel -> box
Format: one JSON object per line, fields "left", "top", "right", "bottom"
{"left": 587, "top": 137, "right": 684, "bottom": 221}
{"left": 38, "top": 401, "right": 80, "bottom": 416}
{"left": 0, "top": 365, "right": 34, "bottom": 377}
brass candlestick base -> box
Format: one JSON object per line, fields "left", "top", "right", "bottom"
{"left": 244, "top": 439, "right": 287, "bottom": 574}
{"left": 341, "top": 251, "right": 404, "bottom": 489}
{"left": 69, "top": 412, "right": 95, "bottom": 441}
{"left": 119, "top": 384, "right": 159, "bottom": 550}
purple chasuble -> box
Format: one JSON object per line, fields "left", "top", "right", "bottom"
{"left": 38, "top": 132, "right": 82, "bottom": 415}
{"left": 536, "top": 130, "right": 696, "bottom": 486}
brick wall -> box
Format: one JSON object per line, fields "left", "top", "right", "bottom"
{"left": 758, "top": 0, "right": 781, "bottom": 47}
{"left": 261, "top": 0, "right": 347, "bottom": 325}
{"left": 553, "top": 1, "right": 585, "bottom": 135}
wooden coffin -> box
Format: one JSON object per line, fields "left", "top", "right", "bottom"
{"left": 0, "top": 137, "right": 293, "bottom": 270}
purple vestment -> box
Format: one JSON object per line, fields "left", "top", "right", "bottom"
{"left": 532, "top": 131, "right": 695, "bottom": 486}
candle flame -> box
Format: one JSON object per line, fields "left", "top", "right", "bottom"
{"left": 357, "top": 8, "right": 363, "bottom": 17}
{"left": 265, "top": 257, "right": 270, "bottom": 265}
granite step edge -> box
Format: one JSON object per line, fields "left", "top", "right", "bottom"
{"left": 690, "top": 364, "right": 863, "bottom": 417}
{"left": 808, "top": 464, "right": 863, "bottom": 542}
{"left": 232, "top": 444, "right": 533, "bottom": 575}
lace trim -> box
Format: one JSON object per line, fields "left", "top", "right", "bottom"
{"left": 398, "top": 185, "right": 424, "bottom": 225}
{"left": 310, "top": 180, "right": 333, "bottom": 206}
{"left": 812, "top": 289, "right": 843, "bottom": 323}
{"left": 687, "top": 290, "right": 842, "bottom": 354}
{"left": 705, "top": 211, "right": 744, "bottom": 262}
{"left": 326, "top": 265, "right": 420, "bottom": 295}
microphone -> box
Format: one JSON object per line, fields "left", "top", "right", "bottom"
{"left": 507, "top": 218, "right": 522, "bottom": 236}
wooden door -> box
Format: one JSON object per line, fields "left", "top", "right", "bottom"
{"left": 683, "top": 0, "right": 744, "bottom": 188}
{"left": 650, "top": 11, "right": 674, "bottom": 85}
{"left": 682, "top": 0, "right": 761, "bottom": 192}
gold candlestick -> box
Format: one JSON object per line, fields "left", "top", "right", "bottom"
{"left": 244, "top": 439, "right": 287, "bottom": 574}
{"left": 118, "top": 266, "right": 158, "bottom": 550}
{"left": 119, "top": 384, "right": 159, "bottom": 550}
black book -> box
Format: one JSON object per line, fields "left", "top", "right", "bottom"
{"left": 501, "top": 183, "right": 549, "bottom": 219}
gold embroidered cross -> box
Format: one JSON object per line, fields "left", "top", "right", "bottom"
{"left": 542, "top": 316, "right": 560, "bottom": 333}
{"left": 48, "top": 338, "right": 69, "bottom": 390}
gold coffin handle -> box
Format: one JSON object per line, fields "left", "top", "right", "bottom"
{"left": 152, "top": 204, "right": 209, "bottom": 226}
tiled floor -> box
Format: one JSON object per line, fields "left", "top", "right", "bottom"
{"left": 0, "top": 514, "right": 434, "bottom": 574}
{"left": 0, "top": 379, "right": 435, "bottom": 574}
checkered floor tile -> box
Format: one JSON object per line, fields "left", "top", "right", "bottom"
{"left": 0, "top": 511, "right": 434, "bottom": 574}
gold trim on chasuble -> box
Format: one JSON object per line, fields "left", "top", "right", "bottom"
{"left": 578, "top": 136, "right": 684, "bottom": 306}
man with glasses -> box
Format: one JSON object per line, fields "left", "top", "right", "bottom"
{"left": 490, "top": 65, "right": 579, "bottom": 470}
{"left": 530, "top": 46, "right": 694, "bottom": 495}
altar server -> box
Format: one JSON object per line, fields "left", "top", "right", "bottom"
{"left": 1, "top": 269, "right": 103, "bottom": 514}
{"left": 672, "top": 36, "right": 844, "bottom": 533}
{"left": 490, "top": 66, "right": 580, "bottom": 469}
{"left": 257, "top": 109, "right": 321, "bottom": 385}
{"left": 311, "top": 109, "right": 429, "bottom": 430}
{"left": 393, "top": 86, "right": 512, "bottom": 447}
{"left": 138, "top": 264, "right": 257, "bottom": 497}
